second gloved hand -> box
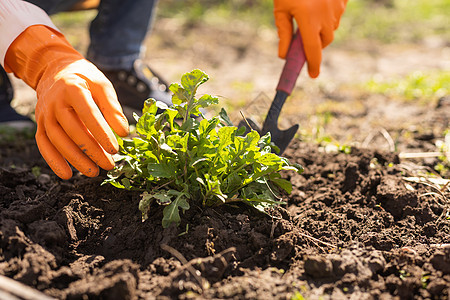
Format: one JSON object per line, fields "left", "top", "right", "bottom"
{"left": 5, "top": 25, "right": 129, "bottom": 179}
{"left": 274, "top": 0, "right": 348, "bottom": 78}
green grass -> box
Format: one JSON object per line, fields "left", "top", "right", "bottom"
{"left": 335, "top": 0, "right": 450, "bottom": 44}
{"left": 157, "top": 0, "right": 274, "bottom": 27}
{"left": 363, "top": 70, "right": 450, "bottom": 103}
{"left": 51, "top": 0, "right": 450, "bottom": 46}
{"left": 157, "top": 0, "right": 450, "bottom": 45}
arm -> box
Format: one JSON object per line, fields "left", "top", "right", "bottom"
{"left": 1, "top": 0, "right": 129, "bottom": 179}
{"left": 0, "top": 0, "right": 57, "bottom": 66}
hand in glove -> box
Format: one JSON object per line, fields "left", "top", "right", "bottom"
{"left": 274, "top": 0, "right": 348, "bottom": 78}
{"left": 5, "top": 25, "right": 129, "bottom": 179}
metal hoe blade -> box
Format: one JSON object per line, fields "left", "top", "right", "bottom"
{"left": 237, "top": 91, "right": 297, "bottom": 154}
{"left": 261, "top": 91, "right": 298, "bottom": 154}
{"left": 238, "top": 30, "right": 305, "bottom": 155}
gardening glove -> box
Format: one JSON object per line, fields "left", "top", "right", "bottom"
{"left": 5, "top": 25, "right": 129, "bottom": 180}
{"left": 274, "top": 0, "right": 348, "bottom": 78}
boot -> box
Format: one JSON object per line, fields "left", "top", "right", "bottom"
{"left": 100, "top": 60, "right": 172, "bottom": 123}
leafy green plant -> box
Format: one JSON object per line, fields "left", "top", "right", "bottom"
{"left": 104, "top": 69, "right": 302, "bottom": 228}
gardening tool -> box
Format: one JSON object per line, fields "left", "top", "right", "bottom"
{"left": 239, "top": 29, "right": 306, "bottom": 154}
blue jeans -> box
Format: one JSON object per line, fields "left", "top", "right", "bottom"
{"left": 26, "top": 0, "right": 158, "bottom": 70}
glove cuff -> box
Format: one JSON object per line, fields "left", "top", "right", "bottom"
{"left": 4, "top": 24, "right": 84, "bottom": 90}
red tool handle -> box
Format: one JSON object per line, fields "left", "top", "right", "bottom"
{"left": 276, "top": 29, "right": 306, "bottom": 95}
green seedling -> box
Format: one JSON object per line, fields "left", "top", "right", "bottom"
{"left": 104, "top": 69, "right": 303, "bottom": 228}
{"left": 31, "top": 166, "right": 41, "bottom": 178}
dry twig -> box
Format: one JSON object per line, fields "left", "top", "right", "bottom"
{"left": 362, "top": 128, "right": 395, "bottom": 152}
{"left": 0, "top": 275, "right": 55, "bottom": 300}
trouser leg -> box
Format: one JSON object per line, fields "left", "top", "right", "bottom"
{"left": 86, "top": 0, "right": 158, "bottom": 70}
{"left": 24, "top": 0, "right": 157, "bottom": 70}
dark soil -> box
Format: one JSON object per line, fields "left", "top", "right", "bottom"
{"left": 1, "top": 114, "right": 449, "bottom": 300}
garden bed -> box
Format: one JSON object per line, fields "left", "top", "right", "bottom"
{"left": 1, "top": 124, "right": 449, "bottom": 299}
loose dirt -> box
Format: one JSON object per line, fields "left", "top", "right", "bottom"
{"left": 2, "top": 13, "right": 450, "bottom": 300}
{"left": 1, "top": 134, "right": 449, "bottom": 299}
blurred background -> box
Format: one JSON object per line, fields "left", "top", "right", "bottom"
{"left": 10, "top": 0, "right": 450, "bottom": 156}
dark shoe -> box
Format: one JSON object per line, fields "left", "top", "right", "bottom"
{"left": 0, "top": 67, "right": 35, "bottom": 129}
{"left": 100, "top": 60, "right": 172, "bottom": 123}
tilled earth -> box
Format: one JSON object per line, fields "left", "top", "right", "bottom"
{"left": 1, "top": 105, "right": 449, "bottom": 299}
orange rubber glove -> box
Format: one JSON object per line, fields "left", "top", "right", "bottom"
{"left": 5, "top": 25, "right": 129, "bottom": 179}
{"left": 274, "top": 0, "right": 348, "bottom": 78}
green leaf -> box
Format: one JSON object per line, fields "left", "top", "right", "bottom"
{"left": 169, "top": 83, "right": 189, "bottom": 105}
{"left": 217, "top": 126, "right": 235, "bottom": 151}
{"left": 292, "top": 163, "right": 304, "bottom": 174}
{"left": 136, "top": 114, "right": 158, "bottom": 139}
{"left": 148, "top": 163, "right": 175, "bottom": 178}
{"left": 152, "top": 190, "right": 173, "bottom": 205}
{"left": 104, "top": 179, "right": 126, "bottom": 189}
{"left": 197, "top": 94, "right": 219, "bottom": 108}
{"left": 199, "top": 118, "right": 219, "bottom": 137}
{"left": 121, "top": 178, "right": 132, "bottom": 189}
{"left": 165, "top": 108, "right": 180, "bottom": 129}
{"left": 269, "top": 174, "right": 292, "bottom": 194}
{"left": 235, "top": 125, "right": 246, "bottom": 136}
{"left": 222, "top": 172, "right": 243, "bottom": 194}
{"left": 166, "top": 133, "right": 189, "bottom": 153}
{"left": 244, "top": 130, "right": 261, "bottom": 149}
{"left": 139, "top": 191, "right": 153, "bottom": 221}
{"left": 259, "top": 132, "right": 272, "bottom": 146}
{"left": 219, "top": 108, "right": 234, "bottom": 126}
{"left": 162, "top": 194, "right": 190, "bottom": 228}
{"left": 180, "top": 117, "right": 195, "bottom": 132}
{"left": 256, "top": 153, "right": 283, "bottom": 166}
{"left": 142, "top": 98, "right": 158, "bottom": 115}
{"left": 181, "top": 69, "right": 209, "bottom": 93}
